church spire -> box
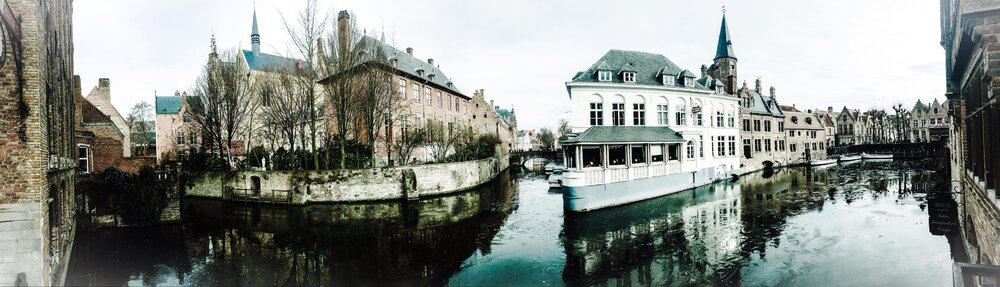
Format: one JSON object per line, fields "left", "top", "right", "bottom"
{"left": 715, "top": 15, "right": 736, "bottom": 60}
{"left": 251, "top": 5, "right": 260, "bottom": 56}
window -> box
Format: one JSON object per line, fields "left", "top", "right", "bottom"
{"left": 589, "top": 102, "right": 604, "bottom": 125}
{"left": 789, "top": 130, "right": 795, "bottom": 137}
{"left": 765, "top": 139, "right": 772, "bottom": 152}
{"left": 790, "top": 143, "right": 797, "bottom": 152}
{"left": 668, "top": 144, "right": 680, "bottom": 160}
{"left": 727, "top": 112, "right": 735, "bottom": 127}
{"left": 685, "top": 77, "right": 695, "bottom": 87}
{"left": 820, "top": 142, "right": 825, "bottom": 150}
{"left": 399, "top": 79, "right": 406, "bottom": 99}
{"left": 413, "top": 83, "right": 420, "bottom": 102}
{"left": 753, "top": 120, "right": 761, "bottom": 132}
{"left": 631, "top": 145, "right": 647, "bottom": 164}
{"left": 78, "top": 145, "right": 90, "bottom": 174}
{"left": 754, "top": 139, "right": 762, "bottom": 152}
{"left": 686, "top": 141, "right": 695, "bottom": 159}
{"left": 811, "top": 131, "right": 817, "bottom": 138}
{"left": 582, "top": 146, "right": 602, "bottom": 167}
{"left": 778, "top": 121, "right": 784, "bottom": 132}
{"left": 717, "top": 136, "right": 725, "bottom": 157}
{"left": 612, "top": 103, "right": 625, "bottom": 126}
{"left": 812, "top": 142, "right": 818, "bottom": 151}
{"left": 657, "top": 105, "right": 669, "bottom": 125}
{"left": 791, "top": 116, "right": 798, "bottom": 124}
{"left": 633, "top": 103, "right": 646, "bottom": 125}
{"left": 663, "top": 76, "right": 674, "bottom": 85}
{"left": 764, "top": 120, "right": 772, "bottom": 132}
{"left": 565, "top": 148, "right": 577, "bottom": 169}
{"left": 699, "top": 136, "right": 704, "bottom": 158}
{"left": 448, "top": 95, "right": 453, "bottom": 111}
{"left": 778, "top": 140, "right": 785, "bottom": 151}
{"left": 743, "top": 119, "right": 751, "bottom": 132}
{"left": 716, "top": 111, "right": 724, "bottom": 127}
{"left": 438, "top": 92, "right": 443, "bottom": 108}
{"left": 177, "top": 132, "right": 185, "bottom": 145}
{"left": 728, "top": 136, "right": 736, "bottom": 156}
{"left": 651, "top": 144, "right": 664, "bottom": 162}
{"left": 695, "top": 112, "right": 703, "bottom": 126}
{"left": 425, "top": 87, "right": 432, "bottom": 105}
{"left": 623, "top": 72, "right": 636, "bottom": 83}
{"left": 189, "top": 132, "right": 197, "bottom": 145}
{"left": 609, "top": 145, "right": 626, "bottom": 166}
{"left": 805, "top": 117, "right": 813, "bottom": 125}
{"left": 598, "top": 71, "right": 612, "bottom": 82}
{"left": 675, "top": 104, "right": 687, "bottom": 126}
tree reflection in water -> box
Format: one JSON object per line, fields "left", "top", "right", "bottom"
{"left": 66, "top": 170, "right": 518, "bottom": 286}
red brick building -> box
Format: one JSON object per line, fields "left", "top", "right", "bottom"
{"left": 74, "top": 78, "right": 154, "bottom": 174}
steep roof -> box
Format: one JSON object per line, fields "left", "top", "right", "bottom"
{"left": 351, "top": 36, "right": 466, "bottom": 97}
{"left": 745, "top": 89, "right": 784, "bottom": 117}
{"left": 778, "top": 105, "right": 800, "bottom": 112}
{"left": 242, "top": 50, "right": 303, "bottom": 72}
{"left": 155, "top": 96, "right": 181, "bottom": 115}
{"left": 715, "top": 16, "right": 736, "bottom": 59}
{"left": 562, "top": 126, "right": 685, "bottom": 145}
{"left": 82, "top": 100, "right": 112, "bottom": 123}
{"left": 570, "top": 49, "right": 711, "bottom": 90}
{"left": 495, "top": 108, "right": 516, "bottom": 126}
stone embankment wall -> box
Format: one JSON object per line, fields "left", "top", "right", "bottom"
{"left": 187, "top": 157, "right": 509, "bottom": 204}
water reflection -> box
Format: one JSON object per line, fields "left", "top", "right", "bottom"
{"left": 561, "top": 161, "right": 961, "bottom": 286}
{"left": 67, "top": 170, "right": 518, "bottom": 286}
{"left": 67, "top": 161, "right": 963, "bottom": 286}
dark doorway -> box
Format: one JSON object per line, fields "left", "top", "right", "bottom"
{"left": 251, "top": 176, "right": 261, "bottom": 197}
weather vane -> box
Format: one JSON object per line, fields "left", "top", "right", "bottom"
{"left": 722, "top": 5, "right": 726, "bottom": 15}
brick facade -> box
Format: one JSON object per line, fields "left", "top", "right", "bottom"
{"left": 0, "top": 0, "right": 77, "bottom": 285}
{"left": 940, "top": 0, "right": 1000, "bottom": 267}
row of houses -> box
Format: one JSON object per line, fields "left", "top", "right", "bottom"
{"left": 563, "top": 15, "right": 946, "bottom": 173}
{"left": 153, "top": 10, "right": 518, "bottom": 166}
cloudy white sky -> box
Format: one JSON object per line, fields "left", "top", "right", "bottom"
{"left": 74, "top": 0, "right": 944, "bottom": 130}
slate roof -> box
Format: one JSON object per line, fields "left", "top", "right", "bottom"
{"left": 570, "top": 49, "right": 710, "bottom": 90}
{"left": 155, "top": 96, "right": 182, "bottom": 114}
{"left": 562, "top": 126, "right": 685, "bottom": 145}
{"left": 242, "top": 50, "right": 303, "bottom": 72}
{"left": 778, "top": 105, "right": 800, "bottom": 112}
{"left": 495, "top": 108, "right": 516, "bottom": 126}
{"left": 745, "top": 89, "right": 784, "bottom": 117}
{"left": 354, "top": 36, "right": 465, "bottom": 97}
{"left": 715, "top": 16, "right": 736, "bottom": 59}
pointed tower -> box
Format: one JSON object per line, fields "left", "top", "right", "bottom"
{"left": 251, "top": 6, "right": 260, "bottom": 57}
{"left": 708, "top": 14, "right": 738, "bottom": 95}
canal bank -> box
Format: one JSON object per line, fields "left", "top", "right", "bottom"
{"left": 186, "top": 156, "right": 509, "bottom": 204}
{"left": 65, "top": 160, "right": 967, "bottom": 286}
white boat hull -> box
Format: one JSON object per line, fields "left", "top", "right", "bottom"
{"left": 861, "top": 154, "right": 893, "bottom": 160}
{"left": 562, "top": 168, "right": 718, "bottom": 212}
{"left": 810, "top": 159, "right": 837, "bottom": 166}
{"left": 839, "top": 155, "right": 861, "bottom": 162}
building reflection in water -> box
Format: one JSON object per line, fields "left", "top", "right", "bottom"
{"left": 66, "top": 170, "right": 519, "bottom": 286}
{"left": 561, "top": 161, "right": 955, "bottom": 286}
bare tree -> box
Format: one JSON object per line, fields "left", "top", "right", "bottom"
{"left": 126, "top": 101, "right": 154, "bottom": 156}
{"left": 355, "top": 40, "right": 398, "bottom": 167}
{"left": 190, "top": 48, "right": 255, "bottom": 164}
{"left": 318, "top": 10, "right": 365, "bottom": 169}
{"left": 258, "top": 71, "right": 306, "bottom": 154}
{"left": 392, "top": 123, "right": 429, "bottom": 166}
{"left": 281, "top": 0, "right": 329, "bottom": 170}
{"left": 426, "top": 120, "right": 460, "bottom": 162}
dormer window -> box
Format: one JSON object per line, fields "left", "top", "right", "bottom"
{"left": 416, "top": 69, "right": 425, "bottom": 77}
{"left": 662, "top": 75, "right": 675, "bottom": 85}
{"left": 715, "top": 86, "right": 724, "bottom": 94}
{"left": 598, "top": 71, "right": 612, "bottom": 82}
{"left": 391, "top": 58, "right": 399, "bottom": 68}
{"left": 623, "top": 72, "right": 636, "bottom": 83}
{"left": 685, "top": 77, "right": 695, "bottom": 87}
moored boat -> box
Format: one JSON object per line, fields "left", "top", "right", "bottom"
{"left": 861, "top": 153, "right": 893, "bottom": 160}
{"left": 548, "top": 171, "right": 564, "bottom": 189}
{"left": 838, "top": 154, "right": 861, "bottom": 162}
{"left": 809, "top": 158, "right": 837, "bottom": 166}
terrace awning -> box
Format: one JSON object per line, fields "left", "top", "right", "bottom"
{"left": 561, "top": 126, "right": 686, "bottom": 145}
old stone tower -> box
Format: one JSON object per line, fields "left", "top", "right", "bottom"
{"left": 708, "top": 15, "right": 738, "bottom": 95}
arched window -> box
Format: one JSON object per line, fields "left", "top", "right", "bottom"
{"left": 791, "top": 116, "right": 798, "bottom": 124}
{"left": 611, "top": 95, "right": 626, "bottom": 126}
{"left": 686, "top": 140, "right": 695, "bottom": 159}
{"left": 589, "top": 94, "right": 604, "bottom": 126}
{"left": 656, "top": 96, "right": 669, "bottom": 126}
{"left": 632, "top": 95, "right": 646, "bottom": 125}
{"left": 675, "top": 99, "right": 687, "bottom": 126}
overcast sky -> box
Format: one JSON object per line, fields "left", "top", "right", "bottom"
{"left": 74, "top": 0, "right": 944, "bottom": 130}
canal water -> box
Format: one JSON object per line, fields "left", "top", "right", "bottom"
{"left": 66, "top": 160, "right": 966, "bottom": 286}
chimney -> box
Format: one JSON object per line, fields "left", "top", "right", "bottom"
{"left": 755, "top": 78, "right": 762, "bottom": 93}
{"left": 174, "top": 90, "right": 180, "bottom": 97}
{"left": 337, "top": 11, "right": 351, "bottom": 56}
{"left": 490, "top": 100, "right": 494, "bottom": 108}
{"left": 428, "top": 58, "right": 434, "bottom": 66}
{"left": 700, "top": 64, "right": 708, "bottom": 78}
{"left": 99, "top": 78, "right": 110, "bottom": 88}
{"left": 406, "top": 47, "right": 413, "bottom": 56}
{"left": 770, "top": 86, "right": 776, "bottom": 99}
{"left": 828, "top": 106, "right": 833, "bottom": 113}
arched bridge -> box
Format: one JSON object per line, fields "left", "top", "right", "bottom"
{"left": 510, "top": 150, "right": 561, "bottom": 169}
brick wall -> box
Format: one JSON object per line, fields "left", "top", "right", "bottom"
{"left": 0, "top": 0, "right": 77, "bottom": 285}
